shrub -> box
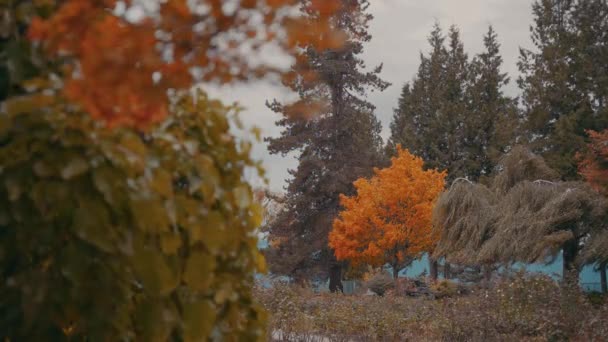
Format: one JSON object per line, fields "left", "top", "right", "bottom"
{"left": 0, "top": 92, "right": 267, "bottom": 340}
{"left": 365, "top": 271, "right": 394, "bottom": 296}
{"left": 257, "top": 273, "right": 608, "bottom": 341}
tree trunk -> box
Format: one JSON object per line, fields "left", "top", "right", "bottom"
{"left": 444, "top": 262, "right": 451, "bottom": 279}
{"left": 329, "top": 264, "right": 343, "bottom": 293}
{"left": 483, "top": 264, "right": 493, "bottom": 288}
{"left": 392, "top": 264, "right": 400, "bottom": 280}
{"left": 562, "top": 239, "right": 579, "bottom": 281}
{"left": 600, "top": 262, "right": 607, "bottom": 294}
{"left": 429, "top": 259, "right": 438, "bottom": 281}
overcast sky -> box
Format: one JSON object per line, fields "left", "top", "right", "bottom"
{"left": 207, "top": 0, "right": 535, "bottom": 192}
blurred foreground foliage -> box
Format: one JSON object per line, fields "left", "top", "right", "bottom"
{"left": 0, "top": 91, "right": 267, "bottom": 340}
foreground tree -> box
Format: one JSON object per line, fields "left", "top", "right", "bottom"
{"left": 434, "top": 147, "right": 608, "bottom": 281}
{"left": 264, "top": 0, "right": 388, "bottom": 291}
{"left": 0, "top": 91, "right": 267, "bottom": 339}
{"left": 12, "top": 0, "right": 344, "bottom": 128}
{"left": 330, "top": 147, "right": 446, "bottom": 279}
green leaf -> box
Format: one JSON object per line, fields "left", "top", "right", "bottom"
{"left": 61, "top": 157, "right": 89, "bottom": 180}
{"left": 149, "top": 168, "right": 173, "bottom": 198}
{"left": 182, "top": 250, "right": 215, "bottom": 292}
{"left": 131, "top": 240, "right": 180, "bottom": 296}
{"left": 182, "top": 299, "right": 216, "bottom": 342}
{"left": 130, "top": 196, "right": 170, "bottom": 234}
{"left": 73, "top": 198, "right": 117, "bottom": 253}
{"left": 135, "top": 299, "right": 176, "bottom": 342}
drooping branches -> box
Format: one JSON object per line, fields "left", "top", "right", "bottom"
{"left": 433, "top": 146, "right": 608, "bottom": 277}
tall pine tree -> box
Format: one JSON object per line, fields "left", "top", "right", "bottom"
{"left": 465, "top": 26, "right": 518, "bottom": 181}
{"left": 389, "top": 24, "right": 516, "bottom": 183}
{"left": 518, "top": 0, "right": 608, "bottom": 179}
{"left": 264, "top": 0, "right": 388, "bottom": 291}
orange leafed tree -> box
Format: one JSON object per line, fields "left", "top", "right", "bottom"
{"left": 329, "top": 146, "right": 446, "bottom": 279}
{"left": 27, "top": 0, "right": 344, "bottom": 129}
{"left": 578, "top": 129, "right": 608, "bottom": 195}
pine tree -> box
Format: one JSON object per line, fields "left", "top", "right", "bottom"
{"left": 465, "top": 26, "right": 518, "bottom": 182}
{"left": 390, "top": 24, "right": 517, "bottom": 184}
{"left": 264, "top": 0, "right": 388, "bottom": 292}
{"left": 518, "top": 0, "right": 608, "bottom": 179}
{"left": 388, "top": 23, "right": 449, "bottom": 174}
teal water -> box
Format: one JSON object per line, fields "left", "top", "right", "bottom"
{"left": 258, "top": 239, "right": 604, "bottom": 291}
{"left": 401, "top": 253, "right": 604, "bottom": 292}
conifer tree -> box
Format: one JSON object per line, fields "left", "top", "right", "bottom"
{"left": 264, "top": 0, "right": 388, "bottom": 291}
{"left": 518, "top": 0, "right": 608, "bottom": 179}
{"left": 388, "top": 24, "right": 450, "bottom": 175}
{"left": 389, "top": 24, "right": 516, "bottom": 184}
{"left": 465, "top": 26, "right": 518, "bottom": 181}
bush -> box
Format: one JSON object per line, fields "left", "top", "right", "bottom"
{"left": 0, "top": 92, "right": 267, "bottom": 340}
{"left": 430, "top": 280, "right": 459, "bottom": 298}
{"left": 365, "top": 271, "right": 394, "bottom": 296}
{"left": 256, "top": 273, "right": 608, "bottom": 341}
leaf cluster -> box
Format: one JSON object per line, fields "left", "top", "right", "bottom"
{"left": 0, "top": 90, "right": 267, "bottom": 340}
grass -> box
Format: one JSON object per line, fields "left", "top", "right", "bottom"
{"left": 255, "top": 273, "right": 608, "bottom": 341}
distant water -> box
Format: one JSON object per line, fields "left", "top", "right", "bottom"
{"left": 402, "top": 253, "right": 603, "bottom": 292}
{"left": 257, "top": 239, "right": 604, "bottom": 292}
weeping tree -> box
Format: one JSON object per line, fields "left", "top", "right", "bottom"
{"left": 580, "top": 229, "right": 608, "bottom": 293}
{"left": 434, "top": 146, "right": 608, "bottom": 282}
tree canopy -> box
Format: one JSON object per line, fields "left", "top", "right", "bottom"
{"left": 263, "top": 0, "right": 388, "bottom": 290}
{"left": 330, "top": 147, "right": 446, "bottom": 279}
{"left": 0, "top": 91, "right": 268, "bottom": 339}
{"left": 433, "top": 146, "right": 608, "bottom": 277}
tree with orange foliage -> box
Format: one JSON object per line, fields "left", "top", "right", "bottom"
{"left": 329, "top": 146, "right": 446, "bottom": 279}
{"left": 23, "top": 0, "right": 344, "bottom": 129}
{"left": 579, "top": 129, "right": 608, "bottom": 196}
{"left": 578, "top": 129, "right": 608, "bottom": 293}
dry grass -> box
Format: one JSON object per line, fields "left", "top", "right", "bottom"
{"left": 255, "top": 273, "right": 608, "bottom": 341}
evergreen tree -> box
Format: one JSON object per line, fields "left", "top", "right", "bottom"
{"left": 518, "top": 0, "right": 608, "bottom": 179}
{"left": 388, "top": 23, "right": 449, "bottom": 175}
{"left": 390, "top": 24, "right": 517, "bottom": 184}
{"left": 264, "top": 0, "right": 388, "bottom": 292}
{"left": 465, "top": 26, "right": 518, "bottom": 181}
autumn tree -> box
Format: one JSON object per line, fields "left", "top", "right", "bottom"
{"left": 0, "top": 0, "right": 343, "bottom": 338}
{"left": 264, "top": 0, "right": 388, "bottom": 292}
{"left": 11, "top": 0, "right": 344, "bottom": 129}
{"left": 518, "top": 0, "right": 608, "bottom": 179}
{"left": 578, "top": 129, "right": 608, "bottom": 195}
{"left": 578, "top": 128, "right": 608, "bottom": 292}
{"left": 433, "top": 146, "right": 608, "bottom": 281}
{"left": 0, "top": 91, "right": 269, "bottom": 340}
{"left": 330, "top": 147, "right": 446, "bottom": 279}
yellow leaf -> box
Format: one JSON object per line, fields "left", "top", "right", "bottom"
{"left": 130, "top": 196, "right": 170, "bottom": 233}
{"left": 150, "top": 169, "right": 173, "bottom": 198}
{"left": 182, "top": 250, "right": 215, "bottom": 292}
{"left": 61, "top": 157, "right": 89, "bottom": 180}
{"left": 131, "top": 240, "right": 180, "bottom": 296}
{"left": 182, "top": 300, "right": 216, "bottom": 342}
{"left": 160, "top": 233, "right": 182, "bottom": 254}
